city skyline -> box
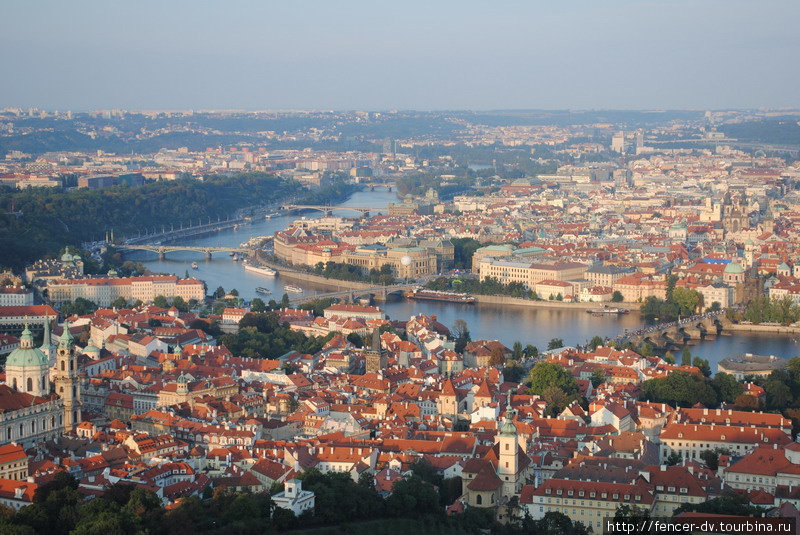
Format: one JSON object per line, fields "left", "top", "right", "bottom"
{"left": 2, "top": 0, "right": 799, "bottom": 111}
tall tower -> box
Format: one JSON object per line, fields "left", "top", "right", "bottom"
{"left": 40, "top": 315, "right": 55, "bottom": 367}
{"left": 497, "top": 393, "right": 519, "bottom": 498}
{"left": 364, "top": 329, "right": 387, "bottom": 373}
{"left": 54, "top": 321, "right": 82, "bottom": 431}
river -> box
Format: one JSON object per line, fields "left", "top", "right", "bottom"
{"left": 127, "top": 187, "right": 800, "bottom": 369}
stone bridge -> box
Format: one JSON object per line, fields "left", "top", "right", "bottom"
{"left": 285, "top": 283, "right": 418, "bottom": 306}
{"left": 618, "top": 312, "right": 732, "bottom": 351}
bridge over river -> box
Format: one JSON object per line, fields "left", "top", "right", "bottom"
{"left": 611, "top": 310, "right": 732, "bottom": 351}
{"left": 285, "top": 283, "right": 420, "bottom": 306}
{"left": 120, "top": 244, "right": 250, "bottom": 260}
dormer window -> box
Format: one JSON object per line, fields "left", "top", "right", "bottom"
{"left": 613, "top": 493, "right": 619, "bottom": 499}
{"left": 556, "top": 490, "right": 563, "bottom": 495}
{"left": 568, "top": 491, "right": 573, "bottom": 496}
{"left": 678, "top": 433, "right": 683, "bottom": 438}
{"left": 601, "top": 493, "right": 607, "bottom": 499}
{"left": 680, "top": 488, "right": 688, "bottom": 494}
{"left": 721, "top": 435, "right": 726, "bottom": 440}
{"left": 578, "top": 491, "right": 585, "bottom": 497}
{"left": 590, "top": 492, "right": 596, "bottom": 498}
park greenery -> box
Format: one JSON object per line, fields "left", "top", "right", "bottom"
{"left": 640, "top": 277, "right": 704, "bottom": 322}
{"left": 219, "top": 311, "right": 336, "bottom": 358}
{"left": 426, "top": 276, "right": 531, "bottom": 299}
{"left": 313, "top": 261, "right": 396, "bottom": 285}
{"left": 741, "top": 295, "right": 800, "bottom": 325}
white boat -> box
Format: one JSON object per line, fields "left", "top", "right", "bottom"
{"left": 232, "top": 253, "right": 239, "bottom": 261}
{"left": 244, "top": 264, "right": 277, "bottom": 277}
{"left": 256, "top": 287, "right": 272, "bottom": 295}
{"left": 191, "top": 262, "right": 198, "bottom": 269}
{"left": 284, "top": 285, "right": 303, "bottom": 294}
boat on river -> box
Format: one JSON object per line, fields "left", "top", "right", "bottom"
{"left": 404, "top": 288, "right": 476, "bottom": 303}
{"left": 244, "top": 264, "right": 277, "bottom": 277}
{"left": 284, "top": 285, "right": 303, "bottom": 294}
{"left": 586, "top": 306, "right": 629, "bottom": 315}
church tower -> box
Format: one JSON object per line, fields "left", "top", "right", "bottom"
{"left": 364, "top": 329, "right": 387, "bottom": 373}
{"left": 53, "top": 321, "right": 81, "bottom": 431}
{"left": 497, "top": 393, "right": 519, "bottom": 498}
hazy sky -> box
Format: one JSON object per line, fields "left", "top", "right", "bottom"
{"left": 2, "top": 0, "right": 798, "bottom": 111}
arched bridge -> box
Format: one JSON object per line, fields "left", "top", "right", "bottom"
{"left": 281, "top": 204, "right": 383, "bottom": 217}
{"left": 614, "top": 311, "right": 732, "bottom": 351}
{"left": 284, "top": 283, "right": 418, "bottom": 306}
{"left": 121, "top": 244, "right": 250, "bottom": 260}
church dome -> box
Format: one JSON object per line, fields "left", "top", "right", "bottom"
{"left": 724, "top": 262, "right": 744, "bottom": 274}
{"left": 6, "top": 325, "right": 48, "bottom": 368}
{"left": 61, "top": 251, "right": 74, "bottom": 263}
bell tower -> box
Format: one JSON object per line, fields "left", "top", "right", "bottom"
{"left": 54, "top": 321, "right": 82, "bottom": 431}
{"left": 497, "top": 393, "right": 519, "bottom": 497}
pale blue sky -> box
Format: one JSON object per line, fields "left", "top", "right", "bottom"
{"left": 1, "top": 0, "right": 798, "bottom": 110}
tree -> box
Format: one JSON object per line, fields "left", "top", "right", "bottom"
{"left": 109, "top": 296, "right": 128, "bottom": 309}
{"left": 171, "top": 296, "right": 188, "bottom": 312}
{"left": 665, "top": 451, "right": 682, "bottom": 466}
{"left": 673, "top": 287, "right": 702, "bottom": 315}
{"left": 489, "top": 346, "right": 506, "bottom": 367}
{"left": 611, "top": 290, "right": 624, "bottom": 302}
{"left": 251, "top": 298, "right": 266, "bottom": 313}
{"left": 347, "top": 332, "right": 364, "bottom": 348}
{"left": 230, "top": 288, "right": 239, "bottom": 297}
{"left": 59, "top": 297, "right": 98, "bottom": 317}
{"left": 709, "top": 301, "right": 722, "bottom": 312}
{"left": 153, "top": 295, "right": 168, "bottom": 308}
{"left": 588, "top": 335, "right": 604, "bottom": 350}
{"left": 641, "top": 371, "right": 718, "bottom": 407}
{"left": 699, "top": 449, "right": 729, "bottom": 471}
{"left": 542, "top": 386, "right": 570, "bottom": 416}
{"left": 681, "top": 348, "right": 692, "bottom": 366}
{"left": 213, "top": 286, "right": 225, "bottom": 299}
{"left": 734, "top": 393, "right": 760, "bottom": 410}
{"left": 693, "top": 356, "right": 712, "bottom": 377}
{"left": 512, "top": 341, "right": 523, "bottom": 360}
{"left": 527, "top": 362, "right": 578, "bottom": 396}
{"left": 452, "top": 319, "right": 471, "bottom": 354}
{"left": 523, "top": 344, "right": 539, "bottom": 359}
{"left": 711, "top": 372, "right": 744, "bottom": 403}
{"left": 590, "top": 369, "right": 607, "bottom": 388}
{"left": 547, "top": 338, "right": 564, "bottom": 351}
{"left": 639, "top": 342, "right": 653, "bottom": 357}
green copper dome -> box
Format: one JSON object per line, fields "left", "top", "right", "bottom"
{"left": 6, "top": 325, "right": 48, "bottom": 368}
{"left": 724, "top": 262, "right": 744, "bottom": 274}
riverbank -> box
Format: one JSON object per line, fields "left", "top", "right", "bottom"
{"left": 473, "top": 294, "right": 642, "bottom": 311}
{"left": 726, "top": 322, "right": 800, "bottom": 335}
{"left": 254, "top": 256, "right": 380, "bottom": 293}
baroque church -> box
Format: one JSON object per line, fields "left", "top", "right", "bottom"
{"left": 461, "top": 394, "right": 531, "bottom": 521}
{"left": 0, "top": 320, "right": 82, "bottom": 448}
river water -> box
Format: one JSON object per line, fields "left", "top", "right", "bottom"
{"left": 127, "top": 188, "right": 800, "bottom": 369}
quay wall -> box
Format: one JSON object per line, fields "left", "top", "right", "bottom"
{"left": 725, "top": 323, "right": 800, "bottom": 335}
{"left": 473, "top": 294, "right": 641, "bottom": 311}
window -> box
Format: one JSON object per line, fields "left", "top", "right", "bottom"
{"left": 27, "top": 378, "right": 32, "bottom": 391}
{"left": 476, "top": 495, "right": 482, "bottom": 505}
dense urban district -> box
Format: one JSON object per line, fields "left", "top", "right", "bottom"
{"left": 1, "top": 108, "right": 800, "bottom": 534}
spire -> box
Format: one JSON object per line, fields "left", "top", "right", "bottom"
{"left": 500, "top": 390, "right": 517, "bottom": 436}
{"left": 40, "top": 315, "right": 52, "bottom": 350}
{"left": 58, "top": 320, "right": 74, "bottom": 349}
